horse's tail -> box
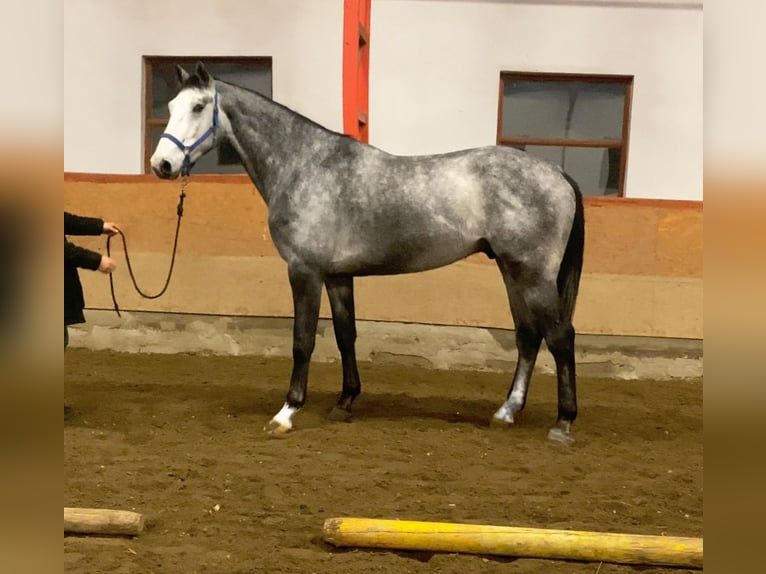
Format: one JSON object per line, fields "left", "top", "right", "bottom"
{"left": 557, "top": 172, "right": 585, "bottom": 323}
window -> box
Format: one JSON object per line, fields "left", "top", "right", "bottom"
{"left": 143, "top": 56, "right": 272, "bottom": 174}
{"left": 498, "top": 72, "right": 633, "bottom": 197}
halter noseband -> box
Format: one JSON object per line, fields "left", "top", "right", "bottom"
{"left": 160, "top": 90, "right": 220, "bottom": 176}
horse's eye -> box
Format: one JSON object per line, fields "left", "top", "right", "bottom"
{"left": 193, "top": 103, "right": 205, "bottom": 113}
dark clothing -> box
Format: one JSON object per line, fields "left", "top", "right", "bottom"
{"left": 65, "top": 212, "right": 104, "bottom": 326}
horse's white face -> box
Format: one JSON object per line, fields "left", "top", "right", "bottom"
{"left": 150, "top": 69, "right": 219, "bottom": 179}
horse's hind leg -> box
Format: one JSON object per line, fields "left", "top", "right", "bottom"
{"left": 266, "top": 263, "right": 323, "bottom": 434}
{"left": 325, "top": 275, "right": 361, "bottom": 422}
{"left": 492, "top": 286, "right": 543, "bottom": 425}
{"left": 493, "top": 259, "right": 577, "bottom": 444}
{"left": 519, "top": 279, "right": 578, "bottom": 445}
{"left": 547, "top": 317, "right": 577, "bottom": 445}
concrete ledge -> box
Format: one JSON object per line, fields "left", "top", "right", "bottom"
{"left": 67, "top": 310, "right": 703, "bottom": 380}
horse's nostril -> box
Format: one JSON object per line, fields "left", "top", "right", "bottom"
{"left": 160, "top": 160, "right": 172, "bottom": 174}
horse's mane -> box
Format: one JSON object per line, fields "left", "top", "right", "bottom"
{"left": 182, "top": 72, "right": 354, "bottom": 143}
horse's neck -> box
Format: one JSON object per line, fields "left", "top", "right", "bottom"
{"left": 218, "top": 82, "right": 335, "bottom": 204}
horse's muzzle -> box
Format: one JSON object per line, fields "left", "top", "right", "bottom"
{"left": 151, "top": 158, "right": 177, "bottom": 179}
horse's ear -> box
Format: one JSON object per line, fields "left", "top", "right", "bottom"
{"left": 195, "top": 62, "right": 212, "bottom": 86}
{"left": 176, "top": 65, "right": 190, "bottom": 87}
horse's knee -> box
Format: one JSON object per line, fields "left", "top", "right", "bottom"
{"left": 515, "top": 324, "right": 542, "bottom": 352}
{"left": 293, "top": 335, "right": 316, "bottom": 364}
{"left": 333, "top": 305, "right": 354, "bottom": 326}
{"left": 334, "top": 323, "right": 357, "bottom": 348}
{"left": 293, "top": 347, "right": 314, "bottom": 365}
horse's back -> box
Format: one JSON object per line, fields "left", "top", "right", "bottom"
{"left": 365, "top": 144, "right": 573, "bottom": 205}
{"left": 361, "top": 144, "right": 577, "bottom": 241}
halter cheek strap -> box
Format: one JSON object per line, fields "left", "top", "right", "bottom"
{"left": 160, "top": 90, "right": 220, "bottom": 176}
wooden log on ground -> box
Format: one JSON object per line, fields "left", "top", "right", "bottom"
{"left": 64, "top": 507, "right": 145, "bottom": 536}
{"left": 322, "top": 517, "right": 703, "bottom": 569}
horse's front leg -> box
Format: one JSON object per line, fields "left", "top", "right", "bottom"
{"left": 265, "top": 263, "right": 323, "bottom": 434}
{"left": 325, "top": 275, "right": 361, "bottom": 422}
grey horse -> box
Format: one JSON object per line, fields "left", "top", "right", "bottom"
{"left": 150, "top": 63, "right": 584, "bottom": 444}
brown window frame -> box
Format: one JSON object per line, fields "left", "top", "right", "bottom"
{"left": 497, "top": 71, "right": 634, "bottom": 197}
{"left": 143, "top": 55, "right": 273, "bottom": 174}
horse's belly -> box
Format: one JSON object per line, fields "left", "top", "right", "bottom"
{"left": 327, "top": 235, "right": 478, "bottom": 276}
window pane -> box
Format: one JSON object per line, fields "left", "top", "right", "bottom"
{"left": 150, "top": 60, "right": 272, "bottom": 120}
{"left": 502, "top": 80, "right": 625, "bottom": 141}
{"left": 513, "top": 144, "right": 621, "bottom": 197}
{"left": 149, "top": 126, "right": 247, "bottom": 174}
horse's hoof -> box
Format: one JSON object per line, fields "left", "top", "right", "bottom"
{"left": 492, "top": 402, "right": 522, "bottom": 426}
{"left": 491, "top": 407, "right": 521, "bottom": 426}
{"left": 327, "top": 406, "right": 353, "bottom": 422}
{"left": 264, "top": 419, "right": 293, "bottom": 436}
{"left": 489, "top": 416, "right": 513, "bottom": 428}
{"left": 547, "top": 427, "right": 574, "bottom": 446}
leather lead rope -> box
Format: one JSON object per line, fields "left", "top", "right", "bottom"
{"left": 107, "top": 176, "right": 188, "bottom": 317}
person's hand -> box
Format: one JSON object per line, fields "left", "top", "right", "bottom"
{"left": 98, "top": 255, "right": 117, "bottom": 274}
{"left": 102, "top": 221, "right": 120, "bottom": 236}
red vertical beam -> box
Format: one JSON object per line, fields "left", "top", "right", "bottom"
{"left": 343, "top": 0, "right": 371, "bottom": 142}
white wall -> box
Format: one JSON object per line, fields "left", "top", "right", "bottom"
{"left": 64, "top": 0, "right": 702, "bottom": 200}
{"left": 64, "top": 0, "right": 344, "bottom": 174}
{"left": 369, "top": 0, "right": 703, "bottom": 200}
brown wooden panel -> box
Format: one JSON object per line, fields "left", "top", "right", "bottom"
{"left": 64, "top": 179, "right": 276, "bottom": 258}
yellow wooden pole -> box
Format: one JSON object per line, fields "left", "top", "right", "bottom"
{"left": 64, "top": 507, "right": 145, "bottom": 536}
{"left": 322, "top": 517, "right": 703, "bottom": 569}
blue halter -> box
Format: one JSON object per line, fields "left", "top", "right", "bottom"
{"left": 160, "top": 90, "right": 220, "bottom": 176}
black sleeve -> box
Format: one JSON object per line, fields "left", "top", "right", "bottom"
{"left": 65, "top": 212, "right": 104, "bottom": 236}
{"left": 65, "top": 238, "right": 102, "bottom": 271}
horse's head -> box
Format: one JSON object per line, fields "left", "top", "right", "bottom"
{"left": 150, "top": 62, "right": 220, "bottom": 179}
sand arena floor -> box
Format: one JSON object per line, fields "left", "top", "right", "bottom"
{"left": 65, "top": 349, "right": 702, "bottom": 574}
